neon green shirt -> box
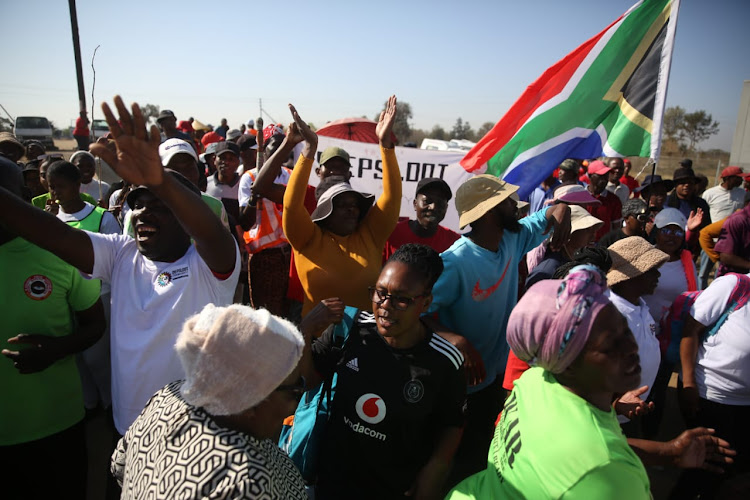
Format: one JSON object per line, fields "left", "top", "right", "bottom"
{"left": 32, "top": 191, "right": 97, "bottom": 210}
{"left": 448, "top": 367, "right": 651, "bottom": 500}
{"left": 0, "top": 238, "right": 101, "bottom": 445}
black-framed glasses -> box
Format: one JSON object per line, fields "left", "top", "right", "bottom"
{"left": 368, "top": 287, "right": 427, "bottom": 311}
{"left": 275, "top": 375, "right": 306, "bottom": 398}
{"left": 659, "top": 227, "right": 685, "bottom": 238}
{"left": 633, "top": 213, "right": 649, "bottom": 222}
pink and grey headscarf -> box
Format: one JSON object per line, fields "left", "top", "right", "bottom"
{"left": 508, "top": 265, "right": 611, "bottom": 374}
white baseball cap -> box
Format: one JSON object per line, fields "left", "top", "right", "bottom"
{"left": 159, "top": 138, "right": 198, "bottom": 167}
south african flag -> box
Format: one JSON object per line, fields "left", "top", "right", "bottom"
{"left": 461, "top": 0, "right": 681, "bottom": 199}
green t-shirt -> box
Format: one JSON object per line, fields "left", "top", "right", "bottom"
{"left": 0, "top": 238, "right": 101, "bottom": 445}
{"left": 448, "top": 367, "right": 651, "bottom": 500}
{"left": 32, "top": 191, "right": 98, "bottom": 210}
{"left": 121, "top": 192, "right": 229, "bottom": 237}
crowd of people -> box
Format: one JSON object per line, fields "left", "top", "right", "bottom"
{"left": 1, "top": 95, "right": 749, "bottom": 499}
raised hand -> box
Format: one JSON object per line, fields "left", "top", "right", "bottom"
{"left": 89, "top": 95, "right": 163, "bottom": 188}
{"left": 687, "top": 208, "right": 704, "bottom": 232}
{"left": 289, "top": 104, "right": 318, "bottom": 147}
{"left": 376, "top": 95, "right": 397, "bottom": 148}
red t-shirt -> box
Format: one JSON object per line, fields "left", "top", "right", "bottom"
{"left": 73, "top": 117, "right": 89, "bottom": 136}
{"left": 620, "top": 175, "right": 640, "bottom": 199}
{"left": 382, "top": 219, "right": 460, "bottom": 261}
{"left": 585, "top": 189, "right": 622, "bottom": 242}
{"left": 502, "top": 350, "right": 530, "bottom": 391}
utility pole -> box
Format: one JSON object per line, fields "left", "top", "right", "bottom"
{"left": 68, "top": 0, "right": 86, "bottom": 114}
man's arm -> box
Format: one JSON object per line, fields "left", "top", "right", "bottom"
{"left": 544, "top": 203, "right": 572, "bottom": 251}
{"left": 2, "top": 299, "right": 106, "bottom": 374}
{"left": 678, "top": 315, "right": 707, "bottom": 419}
{"left": 0, "top": 187, "right": 95, "bottom": 273}
{"left": 90, "top": 96, "right": 237, "bottom": 274}
{"left": 628, "top": 428, "right": 734, "bottom": 472}
{"left": 250, "top": 140, "right": 297, "bottom": 205}
{"left": 718, "top": 252, "right": 750, "bottom": 272}
{"left": 408, "top": 427, "right": 463, "bottom": 499}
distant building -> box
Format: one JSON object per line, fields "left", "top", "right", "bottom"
{"left": 730, "top": 80, "right": 750, "bottom": 171}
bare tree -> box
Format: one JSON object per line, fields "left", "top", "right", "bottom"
{"left": 475, "top": 121, "right": 495, "bottom": 140}
{"left": 139, "top": 104, "right": 161, "bottom": 125}
{"left": 663, "top": 106, "right": 686, "bottom": 143}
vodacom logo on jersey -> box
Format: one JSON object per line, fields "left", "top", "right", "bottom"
{"left": 355, "top": 393, "right": 386, "bottom": 424}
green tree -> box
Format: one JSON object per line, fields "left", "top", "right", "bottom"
{"left": 139, "top": 104, "right": 161, "bottom": 124}
{"left": 681, "top": 110, "right": 719, "bottom": 151}
{"left": 430, "top": 124, "right": 446, "bottom": 140}
{"left": 451, "top": 118, "right": 473, "bottom": 140}
{"left": 376, "top": 100, "right": 412, "bottom": 142}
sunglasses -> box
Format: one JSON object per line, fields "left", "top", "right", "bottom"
{"left": 275, "top": 375, "right": 306, "bottom": 398}
{"left": 659, "top": 227, "right": 685, "bottom": 238}
{"left": 369, "top": 287, "right": 427, "bottom": 311}
{"left": 630, "top": 213, "right": 649, "bottom": 222}
{"left": 37, "top": 154, "right": 64, "bottom": 161}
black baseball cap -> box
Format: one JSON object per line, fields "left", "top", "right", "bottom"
{"left": 416, "top": 177, "right": 452, "bottom": 200}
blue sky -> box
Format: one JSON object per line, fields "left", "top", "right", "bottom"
{"left": 1, "top": 0, "right": 748, "bottom": 151}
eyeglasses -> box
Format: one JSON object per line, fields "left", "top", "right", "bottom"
{"left": 275, "top": 375, "right": 306, "bottom": 398}
{"left": 37, "top": 154, "right": 64, "bottom": 161}
{"left": 659, "top": 227, "right": 685, "bottom": 238}
{"left": 368, "top": 287, "right": 427, "bottom": 311}
{"left": 631, "top": 213, "right": 649, "bottom": 222}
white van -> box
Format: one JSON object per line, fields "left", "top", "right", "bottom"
{"left": 14, "top": 116, "right": 55, "bottom": 150}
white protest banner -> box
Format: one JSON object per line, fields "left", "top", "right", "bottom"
{"left": 298, "top": 136, "right": 475, "bottom": 232}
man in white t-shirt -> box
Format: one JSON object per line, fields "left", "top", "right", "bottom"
{"left": 677, "top": 271, "right": 750, "bottom": 497}
{"left": 698, "top": 166, "right": 746, "bottom": 288}
{"left": 0, "top": 97, "right": 240, "bottom": 435}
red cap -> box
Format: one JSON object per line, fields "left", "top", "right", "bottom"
{"left": 721, "top": 166, "right": 743, "bottom": 178}
{"left": 201, "top": 131, "right": 224, "bottom": 147}
{"left": 623, "top": 158, "right": 632, "bottom": 165}
{"left": 263, "top": 124, "right": 285, "bottom": 142}
{"left": 587, "top": 160, "right": 612, "bottom": 176}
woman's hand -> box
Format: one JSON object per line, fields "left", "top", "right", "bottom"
{"left": 376, "top": 95, "right": 397, "bottom": 149}
{"left": 669, "top": 427, "right": 736, "bottom": 473}
{"left": 614, "top": 385, "right": 655, "bottom": 419}
{"left": 687, "top": 208, "right": 704, "bottom": 232}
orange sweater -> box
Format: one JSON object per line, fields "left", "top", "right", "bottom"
{"left": 699, "top": 217, "right": 727, "bottom": 263}
{"left": 283, "top": 147, "right": 401, "bottom": 316}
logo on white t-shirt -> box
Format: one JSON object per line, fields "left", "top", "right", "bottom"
{"left": 355, "top": 393, "right": 386, "bottom": 424}
{"left": 24, "top": 275, "right": 53, "bottom": 300}
{"left": 156, "top": 272, "right": 172, "bottom": 287}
